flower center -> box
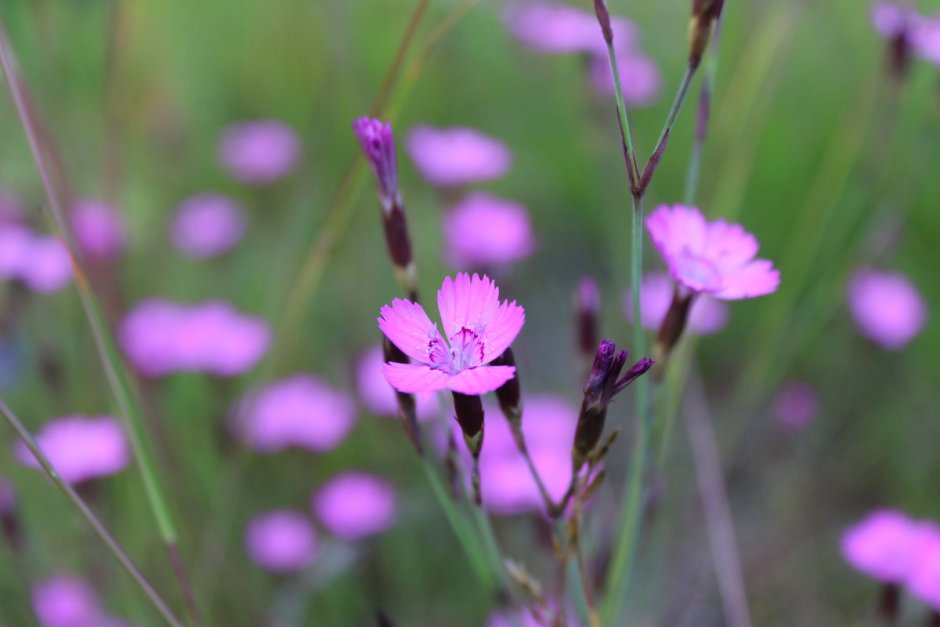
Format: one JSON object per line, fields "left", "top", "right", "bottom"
{"left": 426, "top": 325, "right": 485, "bottom": 374}
{"left": 674, "top": 249, "right": 722, "bottom": 292}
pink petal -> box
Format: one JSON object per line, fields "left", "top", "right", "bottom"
{"left": 377, "top": 298, "right": 437, "bottom": 363}
{"left": 437, "top": 273, "right": 501, "bottom": 338}
{"left": 446, "top": 365, "right": 516, "bottom": 395}
{"left": 712, "top": 259, "right": 780, "bottom": 300}
{"left": 480, "top": 301, "right": 525, "bottom": 363}
{"left": 382, "top": 362, "right": 451, "bottom": 394}
{"left": 646, "top": 204, "right": 708, "bottom": 263}
{"left": 703, "top": 220, "right": 760, "bottom": 271}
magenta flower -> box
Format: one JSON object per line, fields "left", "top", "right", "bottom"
{"left": 170, "top": 193, "right": 247, "bottom": 259}
{"left": 245, "top": 510, "right": 318, "bottom": 574}
{"left": 841, "top": 509, "right": 920, "bottom": 583}
{"left": 356, "top": 345, "right": 439, "bottom": 421}
{"left": 120, "top": 299, "right": 270, "bottom": 376}
{"left": 0, "top": 226, "right": 72, "bottom": 293}
{"left": 70, "top": 199, "right": 126, "bottom": 261}
{"left": 625, "top": 272, "right": 728, "bottom": 335}
{"left": 847, "top": 269, "right": 926, "bottom": 350}
{"left": 406, "top": 126, "right": 512, "bottom": 187}
{"left": 378, "top": 273, "right": 524, "bottom": 395}
{"left": 589, "top": 53, "right": 661, "bottom": 107}
{"left": 503, "top": 2, "right": 635, "bottom": 55}
{"left": 772, "top": 381, "right": 818, "bottom": 430}
{"left": 32, "top": 575, "right": 127, "bottom": 627}
{"left": 235, "top": 374, "right": 356, "bottom": 453}
{"left": 353, "top": 117, "right": 399, "bottom": 209}
{"left": 312, "top": 472, "right": 397, "bottom": 541}
{"left": 646, "top": 205, "right": 780, "bottom": 299}
{"left": 219, "top": 120, "right": 301, "bottom": 184}
{"left": 15, "top": 416, "right": 129, "bottom": 485}
{"left": 908, "top": 524, "right": 940, "bottom": 611}
{"left": 443, "top": 194, "right": 535, "bottom": 270}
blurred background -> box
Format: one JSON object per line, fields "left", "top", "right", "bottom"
{"left": 0, "top": 0, "right": 937, "bottom": 625}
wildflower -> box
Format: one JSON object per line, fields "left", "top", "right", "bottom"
{"left": 312, "top": 472, "right": 397, "bottom": 541}
{"left": 120, "top": 299, "right": 270, "bottom": 376}
{"left": 443, "top": 194, "right": 535, "bottom": 270}
{"left": 219, "top": 120, "right": 301, "bottom": 184}
{"left": 245, "top": 510, "right": 318, "bottom": 574}
{"left": 575, "top": 277, "right": 600, "bottom": 364}
{"left": 907, "top": 524, "right": 940, "bottom": 617}
{"left": 170, "top": 193, "right": 246, "bottom": 259}
{"left": 406, "top": 126, "right": 511, "bottom": 187}
{"left": 847, "top": 269, "right": 926, "bottom": 350}
{"left": 624, "top": 272, "right": 728, "bottom": 335}
{"left": 841, "top": 509, "right": 919, "bottom": 583}
{"left": 588, "top": 53, "right": 661, "bottom": 107}
{"left": 235, "top": 375, "right": 356, "bottom": 453}
{"left": 772, "top": 381, "right": 818, "bottom": 430}
{"left": 0, "top": 226, "right": 72, "bottom": 293}
{"left": 503, "top": 2, "right": 635, "bottom": 55}
{"left": 32, "top": 575, "right": 128, "bottom": 627}
{"left": 70, "top": 199, "right": 126, "bottom": 262}
{"left": 356, "top": 345, "right": 438, "bottom": 421}
{"left": 15, "top": 416, "right": 129, "bottom": 485}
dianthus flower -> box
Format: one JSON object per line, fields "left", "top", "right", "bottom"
{"left": 70, "top": 199, "right": 126, "bottom": 261}
{"left": 245, "top": 510, "right": 318, "bottom": 574}
{"left": 219, "top": 120, "right": 301, "bottom": 184}
{"left": 847, "top": 269, "right": 926, "bottom": 350}
{"left": 15, "top": 416, "right": 129, "bottom": 485}
{"left": 170, "top": 193, "right": 246, "bottom": 259}
{"left": 406, "top": 126, "right": 512, "bottom": 187}
{"left": 443, "top": 193, "right": 535, "bottom": 270}
{"left": 312, "top": 472, "right": 397, "bottom": 541}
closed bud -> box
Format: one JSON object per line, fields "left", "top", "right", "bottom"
{"left": 688, "top": 0, "right": 725, "bottom": 69}
{"left": 654, "top": 288, "right": 694, "bottom": 363}
{"left": 383, "top": 336, "right": 422, "bottom": 453}
{"left": 353, "top": 117, "right": 400, "bottom": 212}
{"left": 451, "top": 392, "right": 485, "bottom": 458}
{"left": 593, "top": 0, "right": 614, "bottom": 45}
{"left": 493, "top": 347, "right": 522, "bottom": 428}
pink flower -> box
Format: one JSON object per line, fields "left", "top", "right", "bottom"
{"left": 589, "top": 53, "right": 661, "bottom": 107}
{"left": 377, "top": 273, "right": 524, "bottom": 395}
{"left": 646, "top": 205, "right": 780, "bottom": 299}
{"left": 503, "top": 2, "right": 635, "bottom": 55}
{"left": 312, "top": 472, "right": 397, "bottom": 540}
{"left": 841, "top": 509, "right": 919, "bottom": 583}
{"left": 235, "top": 374, "right": 356, "bottom": 453}
{"left": 32, "top": 575, "right": 128, "bottom": 627}
{"left": 405, "top": 126, "right": 511, "bottom": 187}
{"left": 772, "top": 381, "right": 818, "bottom": 430}
{"left": 0, "top": 226, "right": 72, "bottom": 293}
{"left": 70, "top": 199, "right": 126, "bottom": 261}
{"left": 219, "top": 120, "right": 301, "bottom": 184}
{"left": 170, "top": 194, "right": 247, "bottom": 259}
{"left": 872, "top": 3, "right": 940, "bottom": 66}
{"left": 356, "top": 345, "right": 439, "bottom": 421}
{"left": 15, "top": 416, "right": 129, "bottom": 485}
{"left": 847, "top": 269, "right": 927, "bottom": 350}
{"left": 907, "top": 524, "right": 940, "bottom": 611}
{"left": 443, "top": 194, "right": 535, "bottom": 269}
{"left": 120, "top": 300, "right": 270, "bottom": 376}
{"left": 624, "top": 272, "right": 728, "bottom": 335}
{"left": 245, "top": 510, "right": 318, "bottom": 573}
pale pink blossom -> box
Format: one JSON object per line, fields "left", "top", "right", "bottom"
{"left": 841, "top": 509, "right": 919, "bottom": 583}
{"left": 170, "top": 194, "right": 246, "bottom": 259}
{"left": 70, "top": 199, "right": 126, "bottom": 261}
{"left": 312, "top": 472, "right": 397, "bottom": 540}
{"left": 406, "top": 126, "right": 511, "bottom": 187}
{"left": 235, "top": 374, "right": 356, "bottom": 453}
{"left": 15, "top": 416, "right": 129, "bottom": 485}
{"left": 0, "top": 226, "right": 72, "bottom": 293}
{"left": 378, "top": 273, "right": 524, "bottom": 395}
{"left": 646, "top": 205, "right": 780, "bottom": 299}
{"left": 219, "top": 120, "right": 301, "bottom": 184}
{"left": 356, "top": 345, "right": 438, "bottom": 421}
{"left": 443, "top": 193, "right": 535, "bottom": 269}
{"left": 772, "top": 381, "right": 818, "bottom": 430}
{"left": 847, "top": 269, "right": 926, "bottom": 350}
{"left": 625, "top": 272, "right": 728, "bottom": 335}
{"left": 503, "top": 2, "right": 635, "bottom": 55}
{"left": 589, "top": 53, "right": 661, "bottom": 107}
{"left": 245, "top": 510, "right": 318, "bottom": 573}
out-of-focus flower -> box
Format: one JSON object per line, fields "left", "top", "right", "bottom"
{"left": 312, "top": 472, "right": 397, "bottom": 540}
{"left": 772, "top": 381, "right": 818, "bottom": 430}
{"left": 646, "top": 205, "right": 780, "bottom": 299}
{"left": 32, "top": 575, "right": 127, "bottom": 627}
{"left": 378, "top": 273, "right": 524, "bottom": 395}
{"left": 406, "top": 126, "right": 511, "bottom": 187}
{"left": 245, "top": 510, "right": 318, "bottom": 574}
{"left": 625, "top": 272, "right": 728, "bottom": 335}
{"left": 235, "top": 374, "right": 356, "bottom": 453}
{"left": 841, "top": 509, "right": 919, "bottom": 583}
{"left": 588, "top": 53, "right": 661, "bottom": 107}
{"left": 847, "top": 269, "right": 926, "bottom": 350}
{"left": 443, "top": 194, "right": 535, "bottom": 270}
{"left": 872, "top": 3, "right": 940, "bottom": 66}
{"left": 219, "top": 120, "right": 301, "bottom": 184}
{"left": 120, "top": 300, "right": 270, "bottom": 377}
{"left": 15, "top": 416, "right": 129, "bottom": 485}
{"left": 356, "top": 345, "right": 438, "bottom": 421}
{"left": 70, "top": 200, "right": 126, "bottom": 261}
{"left": 0, "top": 226, "right": 72, "bottom": 293}
{"left": 907, "top": 524, "right": 940, "bottom": 612}
{"left": 170, "top": 194, "right": 246, "bottom": 259}
{"left": 503, "top": 2, "right": 634, "bottom": 54}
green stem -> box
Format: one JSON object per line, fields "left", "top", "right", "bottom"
{"left": 603, "top": 37, "right": 640, "bottom": 182}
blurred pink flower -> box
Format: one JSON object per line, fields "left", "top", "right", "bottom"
{"left": 847, "top": 269, "right": 926, "bottom": 350}
{"left": 356, "top": 345, "right": 439, "bottom": 421}
{"left": 907, "top": 524, "right": 940, "bottom": 611}
{"left": 406, "top": 126, "right": 511, "bottom": 187}
{"left": 841, "top": 509, "right": 919, "bottom": 583}
{"left": 772, "top": 381, "right": 818, "bottom": 430}
{"left": 872, "top": 3, "right": 940, "bottom": 65}
{"left": 646, "top": 205, "right": 780, "bottom": 299}
{"left": 219, "top": 120, "right": 301, "bottom": 184}
{"left": 443, "top": 193, "right": 535, "bottom": 269}
{"left": 503, "top": 2, "right": 634, "bottom": 55}
{"left": 236, "top": 374, "right": 356, "bottom": 453}
{"left": 15, "top": 416, "right": 129, "bottom": 485}
{"left": 70, "top": 199, "right": 126, "bottom": 261}
{"left": 0, "top": 226, "right": 72, "bottom": 293}
{"left": 245, "top": 510, "right": 318, "bottom": 573}
{"left": 170, "top": 193, "right": 246, "bottom": 259}
{"left": 120, "top": 300, "right": 270, "bottom": 376}
{"left": 624, "top": 272, "right": 728, "bottom": 335}
{"left": 589, "top": 53, "right": 661, "bottom": 107}
{"left": 312, "top": 472, "right": 397, "bottom": 540}
{"left": 378, "top": 273, "right": 524, "bottom": 395}
{"left": 32, "top": 575, "right": 127, "bottom": 627}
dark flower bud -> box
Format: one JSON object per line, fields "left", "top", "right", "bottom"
{"left": 451, "top": 392, "right": 484, "bottom": 458}
{"left": 888, "top": 29, "right": 911, "bottom": 80}
{"left": 654, "top": 287, "right": 694, "bottom": 363}
{"left": 493, "top": 347, "right": 522, "bottom": 428}
{"left": 575, "top": 277, "right": 600, "bottom": 365}
{"left": 383, "top": 336, "right": 422, "bottom": 453}
{"left": 593, "top": 0, "right": 614, "bottom": 45}
{"left": 689, "top": 0, "right": 725, "bottom": 69}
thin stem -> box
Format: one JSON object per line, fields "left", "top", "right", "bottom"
{"left": 0, "top": 397, "right": 184, "bottom": 627}
{"left": 604, "top": 42, "right": 641, "bottom": 184}
{"left": 640, "top": 67, "right": 697, "bottom": 195}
